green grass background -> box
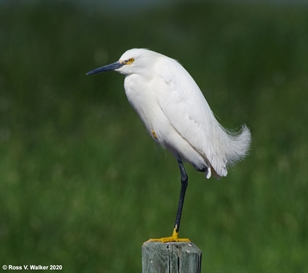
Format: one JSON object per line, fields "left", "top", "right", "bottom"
{"left": 0, "top": 2, "right": 307, "bottom": 272}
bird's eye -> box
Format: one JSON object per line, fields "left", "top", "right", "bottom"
{"left": 126, "top": 58, "right": 135, "bottom": 65}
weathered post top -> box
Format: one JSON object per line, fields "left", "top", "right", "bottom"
{"left": 142, "top": 242, "right": 202, "bottom": 273}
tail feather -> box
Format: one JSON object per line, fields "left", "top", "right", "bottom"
{"left": 224, "top": 124, "right": 252, "bottom": 167}
{"left": 206, "top": 124, "right": 251, "bottom": 179}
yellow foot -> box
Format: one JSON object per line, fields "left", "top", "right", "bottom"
{"left": 146, "top": 228, "right": 191, "bottom": 243}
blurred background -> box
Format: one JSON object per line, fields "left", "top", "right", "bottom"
{"left": 0, "top": 1, "right": 307, "bottom": 272}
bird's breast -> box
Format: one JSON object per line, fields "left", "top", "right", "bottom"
{"left": 124, "top": 75, "right": 169, "bottom": 143}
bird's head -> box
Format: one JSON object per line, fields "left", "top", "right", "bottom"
{"left": 86, "top": 48, "right": 158, "bottom": 76}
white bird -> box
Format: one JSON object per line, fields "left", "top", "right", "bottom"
{"left": 87, "top": 48, "right": 251, "bottom": 242}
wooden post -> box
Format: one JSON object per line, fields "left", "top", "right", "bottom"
{"left": 142, "top": 242, "right": 202, "bottom": 273}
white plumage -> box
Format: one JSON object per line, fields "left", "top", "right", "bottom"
{"left": 117, "top": 48, "right": 251, "bottom": 179}
{"left": 87, "top": 48, "right": 252, "bottom": 242}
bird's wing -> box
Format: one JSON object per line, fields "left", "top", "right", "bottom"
{"left": 154, "top": 58, "right": 228, "bottom": 177}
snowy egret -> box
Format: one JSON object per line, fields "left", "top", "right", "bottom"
{"left": 87, "top": 48, "right": 251, "bottom": 243}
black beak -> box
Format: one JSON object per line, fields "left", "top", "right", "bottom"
{"left": 86, "top": 61, "right": 124, "bottom": 75}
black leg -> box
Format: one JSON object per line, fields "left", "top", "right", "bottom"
{"left": 174, "top": 159, "right": 188, "bottom": 234}
{"left": 146, "top": 158, "right": 190, "bottom": 242}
